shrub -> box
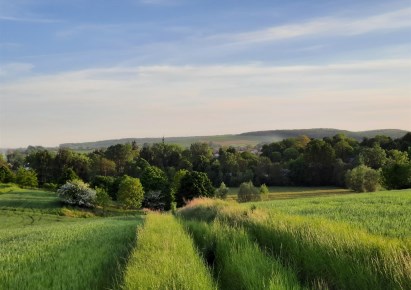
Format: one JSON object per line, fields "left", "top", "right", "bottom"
{"left": 176, "top": 171, "right": 214, "bottom": 207}
{"left": 238, "top": 181, "right": 260, "bottom": 202}
{"left": 43, "top": 183, "right": 58, "bottom": 191}
{"left": 345, "top": 165, "right": 380, "bottom": 192}
{"left": 95, "top": 187, "right": 111, "bottom": 208}
{"left": 57, "top": 180, "right": 96, "bottom": 208}
{"left": 90, "top": 175, "right": 119, "bottom": 200}
{"left": 15, "top": 167, "right": 38, "bottom": 188}
{"left": 215, "top": 182, "right": 229, "bottom": 200}
{"left": 117, "top": 176, "right": 144, "bottom": 209}
{"left": 259, "top": 184, "right": 269, "bottom": 194}
{"left": 381, "top": 151, "right": 411, "bottom": 189}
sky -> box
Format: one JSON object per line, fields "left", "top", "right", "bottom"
{"left": 0, "top": 0, "right": 410, "bottom": 148}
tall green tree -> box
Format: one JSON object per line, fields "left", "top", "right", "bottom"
{"left": 117, "top": 176, "right": 144, "bottom": 209}
{"left": 176, "top": 171, "right": 214, "bottom": 207}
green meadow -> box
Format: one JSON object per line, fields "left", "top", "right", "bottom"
{"left": 1, "top": 183, "right": 410, "bottom": 289}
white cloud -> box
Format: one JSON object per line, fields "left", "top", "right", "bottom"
{"left": 210, "top": 7, "right": 411, "bottom": 44}
{"left": 0, "top": 62, "right": 34, "bottom": 77}
{"left": 1, "top": 58, "right": 410, "bottom": 147}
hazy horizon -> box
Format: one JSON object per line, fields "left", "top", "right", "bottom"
{"left": 1, "top": 0, "right": 410, "bottom": 148}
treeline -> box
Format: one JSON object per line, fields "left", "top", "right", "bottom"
{"left": 1, "top": 133, "right": 410, "bottom": 208}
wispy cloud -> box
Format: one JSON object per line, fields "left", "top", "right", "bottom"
{"left": 1, "top": 58, "right": 410, "bottom": 147}
{"left": 0, "top": 62, "right": 34, "bottom": 77}
{"left": 211, "top": 7, "right": 411, "bottom": 44}
{"left": 0, "top": 15, "right": 61, "bottom": 23}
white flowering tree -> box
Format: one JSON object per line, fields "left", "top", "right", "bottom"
{"left": 57, "top": 180, "right": 96, "bottom": 208}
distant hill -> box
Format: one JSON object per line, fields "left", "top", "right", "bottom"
{"left": 239, "top": 128, "right": 408, "bottom": 140}
{"left": 60, "top": 128, "right": 408, "bottom": 150}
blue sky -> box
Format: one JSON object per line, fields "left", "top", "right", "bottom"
{"left": 0, "top": 0, "right": 410, "bottom": 147}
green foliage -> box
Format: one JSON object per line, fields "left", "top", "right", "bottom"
{"left": 0, "top": 164, "right": 15, "bottom": 183}
{"left": 259, "top": 184, "right": 269, "bottom": 194}
{"left": 96, "top": 187, "right": 111, "bottom": 208}
{"left": 58, "top": 167, "right": 79, "bottom": 185}
{"left": 15, "top": 167, "right": 38, "bottom": 188}
{"left": 283, "top": 147, "right": 299, "bottom": 161}
{"left": 140, "top": 165, "right": 168, "bottom": 192}
{"left": 345, "top": 165, "right": 381, "bottom": 192}
{"left": 237, "top": 181, "right": 260, "bottom": 202}
{"left": 176, "top": 171, "right": 215, "bottom": 207}
{"left": 42, "top": 183, "right": 58, "bottom": 192}
{"left": 90, "top": 175, "right": 119, "bottom": 200}
{"left": 57, "top": 180, "right": 96, "bottom": 208}
{"left": 359, "top": 145, "right": 387, "bottom": 169}
{"left": 382, "top": 161, "right": 411, "bottom": 190}
{"left": 105, "top": 143, "right": 135, "bottom": 174}
{"left": 117, "top": 176, "right": 144, "bottom": 209}
{"left": 170, "top": 169, "right": 188, "bottom": 205}
{"left": 122, "top": 214, "right": 215, "bottom": 290}
{"left": 215, "top": 182, "right": 229, "bottom": 199}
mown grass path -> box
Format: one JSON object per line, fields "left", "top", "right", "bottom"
{"left": 122, "top": 213, "right": 215, "bottom": 290}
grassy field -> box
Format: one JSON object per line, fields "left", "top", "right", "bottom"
{"left": 252, "top": 189, "right": 411, "bottom": 239}
{"left": 0, "top": 184, "right": 143, "bottom": 290}
{"left": 2, "top": 182, "right": 411, "bottom": 289}
{"left": 183, "top": 219, "right": 302, "bottom": 290}
{"left": 122, "top": 213, "right": 215, "bottom": 290}
{"left": 178, "top": 192, "right": 411, "bottom": 290}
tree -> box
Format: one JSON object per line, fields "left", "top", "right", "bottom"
{"left": 117, "top": 176, "right": 144, "bottom": 209}
{"left": 170, "top": 169, "right": 188, "bottom": 206}
{"left": 345, "top": 165, "right": 380, "bottom": 192}
{"left": 283, "top": 148, "right": 299, "bottom": 161}
{"left": 15, "top": 167, "right": 38, "bottom": 187}
{"left": 95, "top": 187, "right": 111, "bottom": 209}
{"left": 90, "top": 175, "right": 119, "bottom": 200}
{"left": 359, "top": 145, "right": 387, "bottom": 169}
{"left": 382, "top": 150, "right": 411, "bottom": 189}
{"left": 140, "top": 166, "right": 168, "bottom": 192}
{"left": 176, "top": 171, "right": 214, "bottom": 207}
{"left": 58, "top": 167, "right": 79, "bottom": 185}
{"left": 238, "top": 181, "right": 260, "bottom": 202}
{"left": 6, "top": 150, "right": 26, "bottom": 170}
{"left": 57, "top": 180, "right": 96, "bottom": 207}
{"left": 105, "top": 144, "right": 134, "bottom": 174}
{"left": 304, "top": 139, "right": 336, "bottom": 185}
{"left": 25, "top": 149, "right": 55, "bottom": 184}
{"left": 215, "top": 182, "right": 229, "bottom": 199}
{"left": 0, "top": 164, "right": 15, "bottom": 183}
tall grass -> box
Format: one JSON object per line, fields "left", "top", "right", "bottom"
{"left": 252, "top": 189, "right": 411, "bottom": 239}
{"left": 122, "top": 213, "right": 215, "bottom": 290}
{"left": 178, "top": 198, "right": 411, "bottom": 290}
{"left": 0, "top": 216, "right": 142, "bottom": 290}
{"left": 183, "top": 219, "right": 303, "bottom": 290}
